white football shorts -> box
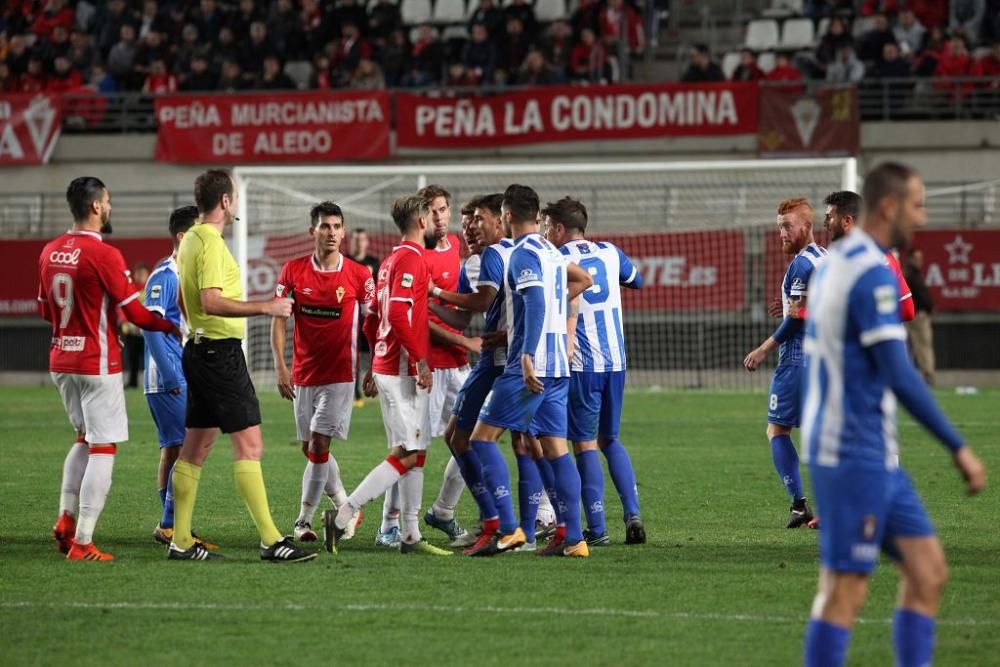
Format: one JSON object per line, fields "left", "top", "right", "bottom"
{"left": 51, "top": 372, "right": 128, "bottom": 444}
{"left": 374, "top": 373, "right": 431, "bottom": 452}
{"left": 293, "top": 382, "right": 355, "bottom": 442}
{"left": 429, "top": 365, "right": 470, "bottom": 437}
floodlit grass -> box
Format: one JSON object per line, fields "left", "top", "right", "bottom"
{"left": 1, "top": 386, "right": 997, "bottom": 666}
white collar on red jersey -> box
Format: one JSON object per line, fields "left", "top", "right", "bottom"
{"left": 68, "top": 229, "right": 103, "bottom": 242}
{"left": 434, "top": 236, "right": 453, "bottom": 252}
{"left": 311, "top": 253, "right": 344, "bottom": 273}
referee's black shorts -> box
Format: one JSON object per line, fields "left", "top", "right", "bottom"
{"left": 182, "top": 338, "right": 261, "bottom": 433}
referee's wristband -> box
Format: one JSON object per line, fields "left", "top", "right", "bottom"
{"left": 431, "top": 286, "right": 442, "bottom": 298}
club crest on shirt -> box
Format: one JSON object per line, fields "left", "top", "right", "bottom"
{"left": 336, "top": 286, "right": 346, "bottom": 302}
{"left": 275, "top": 283, "right": 286, "bottom": 297}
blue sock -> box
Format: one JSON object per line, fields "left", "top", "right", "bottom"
{"left": 456, "top": 449, "right": 498, "bottom": 521}
{"left": 770, "top": 434, "right": 804, "bottom": 502}
{"left": 893, "top": 609, "right": 935, "bottom": 667}
{"left": 804, "top": 619, "right": 851, "bottom": 667}
{"left": 550, "top": 453, "right": 583, "bottom": 544}
{"left": 535, "top": 457, "right": 563, "bottom": 524}
{"left": 160, "top": 462, "right": 175, "bottom": 529}
{"left": 515, "top": 453, "right": 542, "bottom": 540}
{"left": 470, "top": 440, "right": 517, "bottom": 534}
{"left": 159, "top": 486, "right": 167, "bottom": 508}
{"left": 576, "top": 449, "right": 606, "bottom": 535}
{"left": 601, "top": 439, "right": 640, "bottom": 519}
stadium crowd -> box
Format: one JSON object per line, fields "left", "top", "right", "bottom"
{"left": 0, "top": 0, "right": 997, "bottom": 96}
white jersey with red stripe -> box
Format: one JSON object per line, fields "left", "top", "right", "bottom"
{"left": 37, "top": 229, "right": 139, "bottom": 375}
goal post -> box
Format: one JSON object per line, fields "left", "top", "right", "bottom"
{"left": 234, "top": 158, "right": 857, "bottom": 390}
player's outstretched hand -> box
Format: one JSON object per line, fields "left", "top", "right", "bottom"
{"left": 464, "top": 336, "right": 483, "bottom": 354}
{"left": 767, "top": 298, "right": 783, "bottom": 319}
{"left": 481, "top": 330, "right": 507, "bottom": 350}
{"left": 416, "top": 359, "right": 433, "bottom": 391}
{"left": 953, "top": 447, "right": 987, "bottom": 496}
{"left": 276, "top": 366, "right": 295, "bottom": 401}
{"left": 363, "top": 369, "right": 378, "bottom": 397}
{"left": 521, "top": 354, "right": 544, "bottom": 394}
{"left": 265, "top": 297, "right": 294, "bottom": 318}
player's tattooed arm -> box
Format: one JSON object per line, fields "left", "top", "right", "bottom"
{"left": 430, "top": 320, "right": 482, "bottom": 354}
{"left": 566, "top": 262, "right": 594, "bottom": 300}
{"left": 566, "top": 296, "right": 580, "bottom": 361}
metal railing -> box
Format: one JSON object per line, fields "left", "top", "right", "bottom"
{"left": 58, "top": 77, "right": 1000, "bottom": 133}
{"left": 2, "top": 178, "right": 995, "bottom": 238}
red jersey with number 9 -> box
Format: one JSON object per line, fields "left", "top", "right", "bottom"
{"left": 37, "top": 230, "right": 139, "bottom": 375}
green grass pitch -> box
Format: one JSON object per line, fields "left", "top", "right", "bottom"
{"left": 1, "top": 386, "right": 997, "bottom": 666}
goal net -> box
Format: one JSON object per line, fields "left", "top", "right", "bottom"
{"left": 234, "top": 158, "right": 856, "bottom": 390}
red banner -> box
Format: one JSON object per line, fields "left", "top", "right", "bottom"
{"left": 1, "top": 238, "right": 173, "bottom": 317}
{"left": 591, "top": 231, "right": 745, "bottom": 311}
{"left": 396, "top": 82, "right": 759, "bottom": 148}
{"left": 763, "top": 229, "right": 1000, "bottom": 312}
{"left": 0, "top": 94, "right": 63, "bottom": 165}
{"left": 154, "top": 91, "right": 390, "bottom": 163}
{"left": 911, "top": 230, "right": 1000, "bottom": 311}
{"left": 757, "top": 85, "right": 859, "bottom": 157}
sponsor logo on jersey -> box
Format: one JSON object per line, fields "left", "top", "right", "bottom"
{"left": 300, "top": 305, "right": 341, "bottom": 319}
{"left": 55, "top": 336, "right": 85, "bottom": 351}
{"left": 874, "top": 285, "right": 896, "bottom": 314}
{"left": 517, "top": 268, "right": 539, "bottom": 284}
{"left": 301, "top": 287, "right": 313, "bottom": 295}
{"left": 336, "top": 286, "right": 345, "bottom": 303}
{"left": 49, "top": 249, "right": 81, "bottom": 265}
{"left": 401, "top": 273, "right": 414, "bottom": 288}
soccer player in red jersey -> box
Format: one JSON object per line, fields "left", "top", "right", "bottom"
{"left": 271, "top": 202, "right": 376, "bottom": 542}
{"left": 325, "top": 194, "right": 451, "bottom": 556}
{"left": 39, "top": 177, "right": 180, "bottom": 561}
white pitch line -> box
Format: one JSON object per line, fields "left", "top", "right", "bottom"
{"left": 0, "top": 601, "right": 992, "bottom": 627}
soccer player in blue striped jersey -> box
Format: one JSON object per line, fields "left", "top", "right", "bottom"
{"left": 801, "top": 162, "right": 985, "bottom": 667}
{"left": 543, "top": 197, "right": 646, "bottom": 546}
{"left": 466, "top": 184, "right": 593, "bottom": 557}
{"left": 143, "top": 206, "right": 215, "bottom": 549}
{"left": 744, "top": 198, "right": 827, "bottom": 528}
{"left": 433, "top": 194, "right": 558, "bottom": 552}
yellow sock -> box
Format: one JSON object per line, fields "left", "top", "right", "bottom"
{"left": 233, "top": 459, "right": 282, "bottom": 546}
{"left": 171, "top": 461, "right": 202, "bottom": 550}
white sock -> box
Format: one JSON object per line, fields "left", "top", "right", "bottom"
{"left": 75, "top": 449, "right": 115, "bottom": 545}
{"left": 325, "top": 456, "right": 348, "bottom": 507}
{"left": 59, "top": 441, "right": 90, "bottom": 517}
{"left": 537, "top": 489, "right": 555, "bottom": 524}
{"left": 430, "top": 456, "right": 464, "bottom": 520}
{"left": 297, "top": 460, "right": 329, "bottom": 525}
{"left": 380, "top": 482, "right": 400, "bottom": 532}
{"left": 338, "top": 460, "right": 402, "bottom": 530}
{"left": 399, "top": 466, "right": 425, "bottom": 545}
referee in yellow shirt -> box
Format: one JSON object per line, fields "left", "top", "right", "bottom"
{"left": 169, "top": 169, "right": 315, "bottom": 562}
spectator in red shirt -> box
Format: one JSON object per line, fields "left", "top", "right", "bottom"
{"left": 599, "top": 0, "right": 644, "bottom": 56}
{"left": 972, "top": 40, "right": 1000, "bottom": 80}
{"left": 908, "top": 0, "right": 948, "bottom": 32}
{"left": 45, "top": 54, "right": 83, "bottom": 93}
{"left": 766, "top": 52, "right": 806, "bottom": 91}
{"left": 31, "top": 0, "right": 74, "bottom": 42}
{"left": 143, "top": 58, "right": 177, "bottom": 94}
{"left": 20, "top": 56, "right": 47, "bottom": 92}
{"left": 860, "top": 0, "right": 900, "bottom": 17}
{"left": 332, "top": 20, "right": 371, "bottom": 86}
{"left": 570, "top": 27, "right": 609, "bottom": 83}
{"left": 732, "top": 48, "right": 764, "bottom": 81}
{"left": 934, "top": 35, "right": 976, "bottom": 97}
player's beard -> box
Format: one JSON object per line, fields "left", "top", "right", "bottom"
{"left": 423, "top": 228, "right": 437, "bottom": 249}
{"left": 100, "top": 209, "right": 112, "bottom": 235}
